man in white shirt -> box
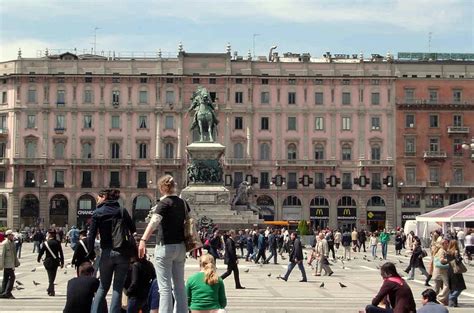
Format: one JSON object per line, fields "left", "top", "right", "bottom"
{"left": 465, "top": 229, "right": 473, "bottom": 264}
{"left": 457, "top": 229, "right": 465, "bottom": 250}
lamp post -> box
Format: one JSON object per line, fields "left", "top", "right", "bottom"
{"left": 32, "top": 178, "right": 47, "bottom": 227}
{"left": 271, "top": 174, "right": 285, "bottom": 220}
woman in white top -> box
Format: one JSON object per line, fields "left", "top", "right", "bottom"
{"left": 369, "top": 232, "right": 378, "bottom": 260}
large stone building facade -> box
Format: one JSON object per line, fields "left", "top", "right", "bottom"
{"left": 0, "top": 49, "right": 472, "bottom": 231}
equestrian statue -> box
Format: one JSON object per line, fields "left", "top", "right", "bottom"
{"left": 187, "top": 86, "right": 219, "bottom": 142}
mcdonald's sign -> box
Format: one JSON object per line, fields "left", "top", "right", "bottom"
{"left": 337, "top": 207, "right": 357, "bottom": 220}
{"left": 310, "top": 207, "right": 329, "bottom": 220}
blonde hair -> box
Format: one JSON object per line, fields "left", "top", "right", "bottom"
{"left": 158, "top": 175, "right": 175, "bottom": 195}
{"left": 447, "top": 239, "right": 459, "bottom": 255}
{"left": 200, "top": 254, "right": 218, "bottom": 285}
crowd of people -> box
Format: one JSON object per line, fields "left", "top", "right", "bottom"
{"left": 0, "top": 174, "right": 472, "bottom": 312}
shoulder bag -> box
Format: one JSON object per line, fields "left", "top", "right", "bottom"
{"left": 450, "top": 255, "right": 467, "bottom": 274}
{"left": 183, "top": 200, "right": 203, "bottom": 252}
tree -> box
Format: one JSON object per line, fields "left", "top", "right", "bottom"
{"left": 297, "top": 220, "right": 310, "bottom": 236}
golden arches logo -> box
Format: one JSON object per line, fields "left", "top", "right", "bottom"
{"left": 343, "top": 208, "right": 351, "bottom": 215}
{"left": 315, "top": 208, "right": 324, "bottom": 216}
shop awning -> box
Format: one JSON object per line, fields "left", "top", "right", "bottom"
{"left": 416, "top": 197, "right": 474, "bottom": 223}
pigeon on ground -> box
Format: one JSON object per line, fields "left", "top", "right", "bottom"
{"left": 64, "top": 270, "right": 68, "bottom": 274}
{"left": 33, "top": 280, "right": 40, "bottom": 286}
{"left": 339, "top": 282, "right": 347, "bottom": 288}
{"left": 31, "top": 268, "right": 36, "bottom": 272}
{"left": 244, "top": 268, "right": 249, "bottom": 273}
{"left": 267, "top": 273, "right": 271, "bottom": 277}
{"left": 15, "top": 286, "right": 24, "bottom": 291}
{"left": 398, "top": 259, "right": 403, "bottom": 264}
{"left": 376, "top": 265, "right": 381, "bottom": 270}
{"left": 379, "top": 257, "right": 383, "bottom": 261}
{"left": 319, "top": 282, "right": 325, "bottom": 288}
{"left": 15, "top": 280, "right": 23, "bottom": 286}
{"left": 366, "top": 259, "right": 371, "bottom": 262}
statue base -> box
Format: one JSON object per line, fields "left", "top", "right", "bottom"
{"left": 183, "top": 142, "right": 262, "bottom": 229}
{"left": 181, "top": 185, "right": 262, "bottom": 229}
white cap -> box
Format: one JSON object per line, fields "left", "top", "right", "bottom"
{"left": 5, "top": 229, "right": 13, "bottom": 236}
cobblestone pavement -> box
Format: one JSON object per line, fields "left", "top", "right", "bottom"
{"left": 1, "top": 243, "right": 473, "bottom": 312}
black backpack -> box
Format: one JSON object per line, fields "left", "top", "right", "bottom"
{"left": 111, "top": 208, "right": 136, "bottom": 257}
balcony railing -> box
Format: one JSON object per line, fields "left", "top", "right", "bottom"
{"left": 359, "top": 159, "right": 394, "bottom": 167}
{"left": 109, "top": 181, "right": 121, "bottom": 188}
{"left": 260, "top": 183, "right": 270, "bottom": 189}
{"left": 423, "top": 151, "right": 447, "bottom": 160}
{"left": 446, "top": 181, "right": 474, "bottom": 188}
{"left": 342, "top": 182, "right": 352, "bottom": 190}
{"left": 0, "top": 158, "right": 9, "bottom": 166}
{"left": 371, "top": 182, "right": 382, "bottom": 190}
{"left": 427, "top": 181, "right": 440, "bottom": 187}
{"left": 224, "top": 158, "right": 252, "bottom": 166}
{"left": 81, "top": 181, "right": 93, "bottom": 188}
{"left": 154, "top": 158, "right": 182, "bottom": 166}
{"left": 400, "top": 181, "right": 426, "bottom": 188}
{"left": 396, "top": 98, "right": 474, "bottom": 108}
{"left": 54, "top": 127, "right": 66, "bottom": 134}
{"left": 13, "top": 158, "right": 48, "bottom": 165}
{"left": 54, "top": 182, "right": 65, "bottom": 188}
{"left": 447, "top": 126, "right": 470, "bottom": 134}
{"left": 137, "top": 182, "right": 148, "bottom": 188}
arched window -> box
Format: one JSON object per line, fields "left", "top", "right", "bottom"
{"left": 111, "top": 142, "right": 120, "bottom": 159}
{"left": 367, "top": 196, "right": 385, "bottom": 206}
{"left": 234, "top": 143, "right": 244, "bottom": 159}
{"left": 54, "top": 142, "right": 65, "bottom": 159}
{"left": 371, "top": 144, "right": 381, "bottom": 160}
{"left": 77, "top": 194, "right": 96, "bottom": 228}
{"left": 283, "top": 195, "right": 301, "bottom": 206}
{"left": 310, "top": 196, "right": 329, "bottom": 206}
{"left": 165, "top": 143, "right": 174, "bottom": 159}
{"left": 20, "top": 194, "right": 39, "bottom": 226}
{"left": 82, "top": 142, "right": 93, "bottom": 159}
{"left": 287, "top": 144, "right": 297, "bottom": 160}
{"left": 314, "top": 144, "right": 324, "bottom": 160}
{"left": 260, "top": 143, "right": 270, "bottom": 160}
{"left": 342, "top": 144, "right": 352, "bottom": 160}
{"left": 338, "top": 196, "right": 356, "bottom": 207}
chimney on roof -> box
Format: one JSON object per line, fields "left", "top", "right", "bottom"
{"left": 226, "top": 42, "right": 231, "bottom": 54}
{"left": 247, "top": 50, "right": 252, "bottom": 60}
{"left": 18, "top": 48, "right": 22, "bottom": 59}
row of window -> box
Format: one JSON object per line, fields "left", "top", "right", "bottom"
{"left": 233, "top": 116, "right": 382, "bottom": 132}
{"left": 234, "top": 142, "right": 382, "bottom": 161}
{"left": 404, "top": 137, "right": 466, "bottom": 155}
{"left": 403, "top": 167, "right": 465, "bottom": 185}
{"left": 21, "top": 141, "right": 175, "bottom": 160}
{"left": 18, "top": 114, "right": 176, "bottom": 130}
{"left": 14, "top": 88, "right": 385, "bottom": 106}
{"left": 403, "top": 88, "right": 464, "bottom": 103}
{"left": 22, "top": 170, "right": 152, "bottom": 188}
{"left": 404, "top": 113, "right": 465, "bottom": 128}
{"left": 401, "top": 194, "right": 467, "bottom": 208}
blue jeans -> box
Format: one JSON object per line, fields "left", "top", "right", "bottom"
{"left": 371, "top": 245, "right": 377, "bottom": 258}
{"left": 91, "top": 249, "right": 129, "bottom": 313}
{"left": 449, "top": 289, "right": 462, "bottom": 306}
{"left": 381, "top": 242, "right": 388, "bottom": 260}
{"left": 154, "top": 243, "right": 187, "bottom": 313}
{"left": 33, "top": 241, "right": 40, "bottom": 253}
{"left": 283, "top": 261, "right": 307, "bottom": 281}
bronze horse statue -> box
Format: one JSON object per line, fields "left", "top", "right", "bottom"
{"left": 187, "top": 87, "right": 219, "bottom": 142}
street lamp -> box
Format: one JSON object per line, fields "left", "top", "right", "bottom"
{"left": 33, "top": 179, "right": 47, "bottom": 227}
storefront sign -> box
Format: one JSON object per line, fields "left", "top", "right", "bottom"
{"left": 367, "top": 211, "right": 386, "bottom": 221}
{"left": 401, "top": 212, "right": 420, "bottom": 221}
{"left": 337, "top": 207, "right": 357, "bottom": 220}
{"left": 77, "top": 209, "right": 94, "bottom": 216}
{"left": 310, "top": 207, "right": 329, "bottom": 220}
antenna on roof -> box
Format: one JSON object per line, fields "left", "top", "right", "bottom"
{"left": 92, "top": 27, "right": 100, "bottom": 54}
{"left": 428, "top": 32, "right": 432, "bottom": 53}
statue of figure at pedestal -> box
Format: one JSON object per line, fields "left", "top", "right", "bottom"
{"left": 187, "top": 86, "right": 219, "bottom": 142}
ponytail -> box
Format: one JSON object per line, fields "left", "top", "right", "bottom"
{"left": 199, "top": 254, "right": 218, "bottom": 285}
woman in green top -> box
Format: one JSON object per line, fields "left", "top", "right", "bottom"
{"left": 379, "top": 229, "right": 390, "bottom": 260}
{"left": 186, "top": 254, "right": 227, "bottom": 313}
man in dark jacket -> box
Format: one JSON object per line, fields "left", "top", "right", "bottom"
{"left": 254, "top": 230, "right": 267, "bottom": 264}
{"left": 264, "top": 229, "right": 278, "bottom": 264}
{"left": 342, "top": 229, "right": 352, "bottom": 260}
{"left": 86, "top": 189, "right": 136, "bottom": 313}
{"left": 359, "top": 229, "right": 367, "bottom": 253}
{"left": 63, "top": 261, "right": 100, "bottom": 313}
{"left": 71, "top": 229, "right": 90, "bottom": 276}
{"left": 278, "top": 232, "right": 307, "bottom": 282}
{"left": 221, "top": 229, "right": 245, "bottom": 289}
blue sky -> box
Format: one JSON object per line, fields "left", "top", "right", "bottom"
{"left": 1, "top": 0, "right": 473, "bottom": 61}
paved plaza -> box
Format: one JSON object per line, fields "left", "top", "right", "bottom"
{"left": 1, "top": 242, "right": 473, "bottom": 312}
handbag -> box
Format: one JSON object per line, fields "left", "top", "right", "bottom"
{"left": 450, "top": 257, "right": 467, "bottom": 274}
{"left": 183, "top": 200, "right": 203, "bottom": 252}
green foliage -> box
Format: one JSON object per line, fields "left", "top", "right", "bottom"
{"left": 297, "top": 220, "right": 310, "bottom": 236}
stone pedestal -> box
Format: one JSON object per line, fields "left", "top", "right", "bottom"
{"left": 181, "top": 142, "right": 262, "bottom": 229}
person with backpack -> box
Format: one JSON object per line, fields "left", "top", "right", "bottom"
{"left": 138, "top": 175, "right": 188, "bottom": 313}
{"left": 37, "top": 229, "right": 64, "bottom": 296}
{"left": 341, "top": 229, "right": 352, "bottom": 260}
{"left": 87, "top": 189, "right": 136, "bottom": 313}
{"left": 325, "top": 230, "right": 336, "bottom": 260}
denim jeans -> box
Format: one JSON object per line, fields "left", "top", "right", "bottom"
{"left": 449, "top": 289, "right": 462, "bottom": 306}
{"left": 91, "top": 248, "right": 129, "bottom": 313}
{"left": 371, "top": 245, "right": 377, "bottom": 258}
{"left": 283, "top": 261, "right": 307, "bottom": 281}
{"left": 381, "top": 242, "right": 388, "bottom": 260}
{"left": 154, "top": 242, "right": 187, "bottom": 313}
{"left": 33, "top": 241, "right": 40, "bottom": 253}
{"left": 408, "top": 265, "right": 429, "bottom": 280}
